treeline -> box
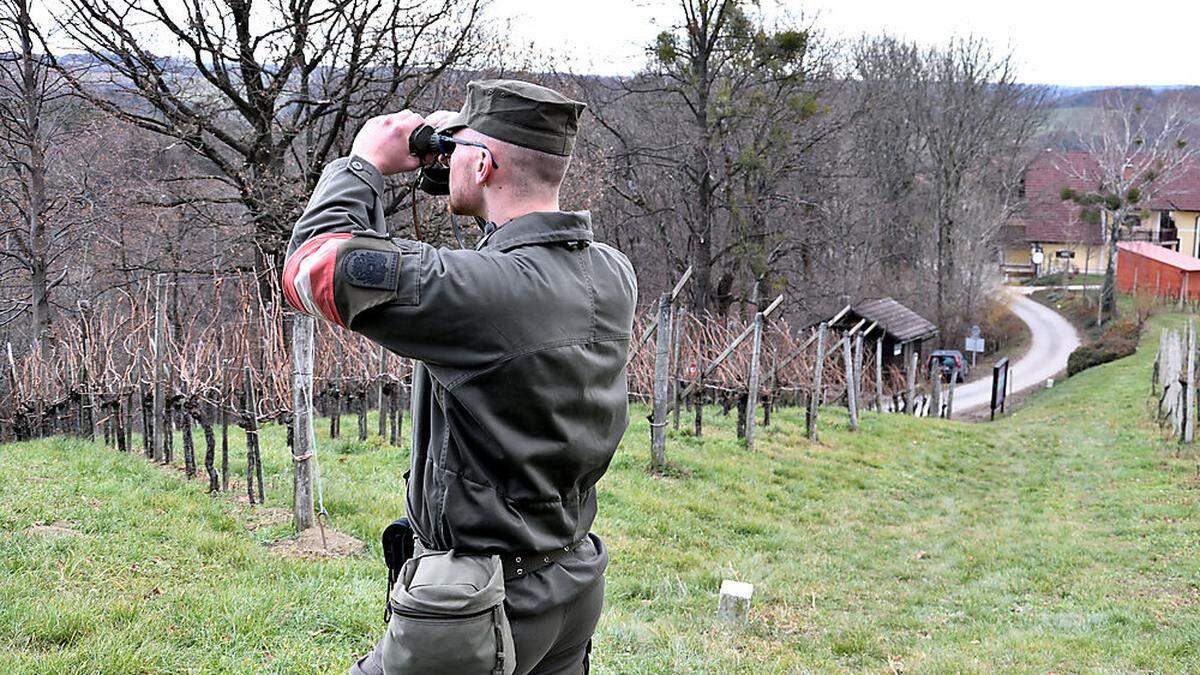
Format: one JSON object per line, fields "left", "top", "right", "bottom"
{"left": 3, "top": 0, "right": 1047, "bottom": 379}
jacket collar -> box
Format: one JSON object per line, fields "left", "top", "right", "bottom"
{"left": 479, "top": 210, "right": 594, "bottom": 253}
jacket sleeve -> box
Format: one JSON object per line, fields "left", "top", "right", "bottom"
{"left": 282, "top": 157, "right": 509, "bottom": 367}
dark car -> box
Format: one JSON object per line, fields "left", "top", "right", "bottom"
{"left": 928, "top": 350, "right": 969, "bottom": 382}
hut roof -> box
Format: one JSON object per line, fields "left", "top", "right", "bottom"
{"left": 849, "top": 297, "right": 938, "bottom": 343}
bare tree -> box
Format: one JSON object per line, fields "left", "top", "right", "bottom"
{"left": 917, "top": 37, "right": 1045, "bottom": 338}
{"left": 587, "top": 0, "right": 819, "bottom": 315}
{"left": 846, "top": 36, "right": 1045, "bottom": 340}
{"left": 1059, "top": 89, "right": 1196, "bottom": 318}
{"left": 0, "top": 0, "right": 79, "bottom": 351}
{"left": 50, "top": 0, "right": 488, "bottom": 274}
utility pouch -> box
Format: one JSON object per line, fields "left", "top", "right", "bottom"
{"left": 381, "top": 518, "right": 416, "bottom": 622}
{"left": 381, "top": 550, "right": 516, "bottom": 675}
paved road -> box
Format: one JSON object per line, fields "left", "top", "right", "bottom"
{"left": 950, "top": 288, "right": 1082, "bottom": 417}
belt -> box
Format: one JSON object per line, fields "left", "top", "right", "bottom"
{"left": 413, "top": 537, "right": 587, "bottom": 581}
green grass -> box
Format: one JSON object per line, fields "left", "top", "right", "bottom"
{"left": 3, "top": 315, "right": 1200, "bottom": 673}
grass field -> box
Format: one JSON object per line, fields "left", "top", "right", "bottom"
{"left": 2, "top": 315, "right": 1199, "bottom": 673}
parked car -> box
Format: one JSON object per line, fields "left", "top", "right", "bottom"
{"left": 928, "top": 350, "right": 969, "bottom": 382}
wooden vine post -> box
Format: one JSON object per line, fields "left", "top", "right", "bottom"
{"left": 853, "top": 332, "right": 864, "bottom": 415}
{"left": 874, "top": 339, "right": 884, "bottom": 412}
{"left": 946, "top": 365, "right": 958, "bottom": 419}
{"left": 649, "top": 293, "right": 672, "bottom": 473}
{"left": 152, "top": 274, "right": 167, "bottom": 463}
{"left": 744, "top": 310, "right": 765, "bottom": 450}
{"left": 931, "top": 367, "right": 943, "bottom": 419}
{"left": 842, "top": 335, "right": 858, "bottom": 431}
{"left": 292, "top": 315, "right": 317, "bottom": 531}
{"left": 242, "top": 364, "right": 264, "bottom": 505}
{"left": 905, "top": 348, "right": 918, "bottom": 415}
{"left": 806, "top": 322, "right": 827, "bottom": 441}
{"left": 376, "top": 345, "right": 389, "bottom": 440}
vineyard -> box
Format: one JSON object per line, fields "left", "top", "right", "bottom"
{"left": 0, "top": 267, "right": 963, "bottom": 527}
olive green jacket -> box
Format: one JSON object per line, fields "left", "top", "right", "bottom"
{"left": 283, "top": 156, "right": 637, "bottom": 614}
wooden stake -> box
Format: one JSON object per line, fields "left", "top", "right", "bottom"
{"left": 376, "top": 345, "right": 388, "bottom": 439}
{"left": 905, "top": 347, "right": 919, "bottom": 415}
{"left": 843, "top": 336, "right": 858, "bottom": 431}
{"left": 931, "top": 367, "right": 943, "bottom": 419}
{"left": 152, "top": 274, "right": 167, "bottom": 463}
{"left": 807, "top": 323, "right": 827, "bottom": 441}
{"left": 745, "top": 312, "right": 765, "bottom": 449}
{"left": 874, "top": 340, "right": 884, "bottom": 413}
{"left": 650, "top": 293, "right": 672, "bottom": 472}
{"left": 292, "top": 315, "right": 316, "bottom": 531}
{"left": 946, "top": 365, "right": 958, "bottom": 419}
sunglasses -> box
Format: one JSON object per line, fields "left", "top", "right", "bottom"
{"left": 428, "top": 133, "right": 500, "bottom": 169}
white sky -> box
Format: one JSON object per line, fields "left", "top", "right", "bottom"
{"left": 33, "top": 0, "right": 1200, "bottom": 87}
{"left": 495, "top": 0, "right": 1200, "bottom": 86}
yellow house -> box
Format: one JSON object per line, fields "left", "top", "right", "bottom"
{"left": 1003, "top": 150, "right": 1200, "bottom": 278}
{"left": 1002, "top": 151, "right": 1107, "bottom": 277}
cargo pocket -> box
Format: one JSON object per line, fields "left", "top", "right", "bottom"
{"left": 381, "top": 550, "right": 515, "bottom": 675}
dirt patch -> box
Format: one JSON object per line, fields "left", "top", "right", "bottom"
{"left": 25, "top": 521, "right": 81, "bottom": 537}
{"left": 241, "top": 505, "right": 292, "bottom": 531}
{"left": 266, "top": 526, "right": 365, "bottom": 559}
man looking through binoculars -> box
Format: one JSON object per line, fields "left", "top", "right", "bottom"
{"left": 282, "top": 79, "right": 637, "bottom": 674}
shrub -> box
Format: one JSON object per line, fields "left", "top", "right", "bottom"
{"left": 979, "top": 298, "right": 1025, "bottom": 354}
{"left": 1067, "top": 342, "right": 1136, "bottom": 376}
{"left": 1067, "top": 319, "right": 1140, "bottom": 376}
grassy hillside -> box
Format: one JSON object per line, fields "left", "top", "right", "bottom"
{"left": 2, "top": 316, "right": 1198, "bottom": 673}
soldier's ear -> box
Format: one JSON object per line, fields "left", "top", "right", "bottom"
{"left": 474, "top": 148, "right": 494, "bottom": 185}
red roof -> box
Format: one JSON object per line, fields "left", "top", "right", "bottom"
{"left": 1015, "top": 151, "right": 1104, "bottom": 245}
{"left": 1014, "top": 150, "right": 1200, "bottom": 245}
{"left": 1146, "top": 163, "right": 1200, "bottom": 211}
{"left": 1117, "top": 241, "right": 1200, "bottom": 271}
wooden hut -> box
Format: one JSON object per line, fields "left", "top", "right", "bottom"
{"left": 830, "top": 297, "right": 939, "bottom": 368}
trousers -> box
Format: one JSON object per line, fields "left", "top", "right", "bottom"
{"left": 350, "top": 575, "right": 604, "bottom": 675}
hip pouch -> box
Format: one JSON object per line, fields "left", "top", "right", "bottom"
{"left": 381, "top": 549, "right": 516, "bottom": 675}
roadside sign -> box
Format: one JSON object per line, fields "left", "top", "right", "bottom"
{"left": 991, "top": 357, "right": 1009, "bottom": 420}
{"left": 965, "top": 337, "right": 985, "bottom": 353}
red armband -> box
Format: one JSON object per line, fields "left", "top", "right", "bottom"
{"left": 281, "top": 232, "right": 353, "bottom": 326}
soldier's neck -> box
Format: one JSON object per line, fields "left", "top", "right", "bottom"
{"left": 484, "top": 196, "right": 560, "bottom": 229}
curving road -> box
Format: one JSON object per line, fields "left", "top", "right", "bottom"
{"left": 950, "top": 288, "right": 1082, "bottom": 417}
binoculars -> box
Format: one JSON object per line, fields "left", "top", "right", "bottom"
{"left": 408, "top": 123, "right": 452, "bottom": 195}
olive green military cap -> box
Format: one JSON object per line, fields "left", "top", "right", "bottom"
{"left": 436, "top": 79, "right": 586, "bottom": 156}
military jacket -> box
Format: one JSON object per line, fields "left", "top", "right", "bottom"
{"left": 283, "top": 156, "right": 637, "bottom": 614}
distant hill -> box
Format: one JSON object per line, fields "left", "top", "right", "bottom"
{"left": 1046, "top": 85, "right": 1200, "bottom": 108}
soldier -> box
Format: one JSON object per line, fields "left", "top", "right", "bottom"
{"left": 281, "top": 80, "right": 637, "bottom": 674}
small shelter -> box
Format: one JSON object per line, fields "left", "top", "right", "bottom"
{"left": 1117, "top": 241, "right": 1200, "bottom": 300}
{"left": 830, "top": 297, "right": 939, "bottom": 368}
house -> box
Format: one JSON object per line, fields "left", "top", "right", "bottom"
{"left": 1003, "top": 150, "right": 1200, "bottom": 277}
{"left": 1116, "top": 241, "right": 1200, "bottom": 300}
{"left": 830, "top": 297, "right": 938, "bottom": 368}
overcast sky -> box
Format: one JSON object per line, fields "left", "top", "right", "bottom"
{"left": 34, "top": 0, "right": 1198, "bottom": 87}
{"left": 496, "top": 0, "right": 1199, "bottom": 87}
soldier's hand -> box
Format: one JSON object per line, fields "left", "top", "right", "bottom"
{"left": 351, "top": 110, "right": 426, "bottom": 175}
{"left": 424, "top": 109, "right": 458, "bottom": 130}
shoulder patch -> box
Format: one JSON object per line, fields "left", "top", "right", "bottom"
{"left": 343, "top": 249, "right": 399, "bottom": 290}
